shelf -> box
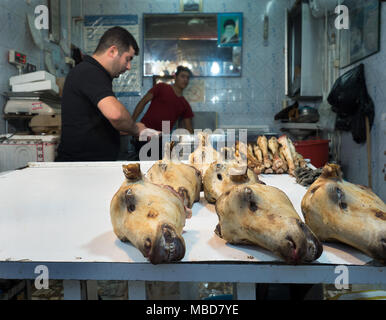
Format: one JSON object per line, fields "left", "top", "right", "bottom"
{"left": 3, "top": 114, "right": 36, "bottom": 120}
{"left": 2, "top": 91, "right": 61, "bottom": 104}
{"left": 288, "top": 95, "right": 323, "bottom": 102}
{"left": 279, "top": 122, "right": 323, "bottom": 130}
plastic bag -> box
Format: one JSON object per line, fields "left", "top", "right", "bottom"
{"left": 318, "top": 100, "right": 337, "bottom": 132}
{"left": 327, "top": 64, "right": 374, "bottom": 144}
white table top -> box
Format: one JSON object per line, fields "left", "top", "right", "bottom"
{"left": 0, "top": 161, "right": 373, "bottom": 266}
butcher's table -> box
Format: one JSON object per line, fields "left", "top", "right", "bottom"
{"left": 0, "top": 161, "right": 385, "bottom": 300}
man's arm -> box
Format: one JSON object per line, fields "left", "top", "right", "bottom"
{"left": 132, "top": 91, "right": 154, "bottom": 121}
{"left": 183, "top": 118, "right": 194, "bottom": 134}
{"left": 97, "top": 96, "right": 144, "bottom": 136}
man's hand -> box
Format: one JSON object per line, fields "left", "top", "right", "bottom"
{"left": 136, "top": 122, "right": 147, "bottom": 136}
{"left": 137, "top": 124, "right": 161, "bottom": 141}
{"left": 121, "top": 122, "right": 158, "bottom": 139}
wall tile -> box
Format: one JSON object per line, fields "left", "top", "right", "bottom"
{"left": 78, "top": 0, "right": 289, "bottom": 131}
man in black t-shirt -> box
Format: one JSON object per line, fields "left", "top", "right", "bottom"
{"left": 56, "top": 27, "right": 147, "bottom": 161}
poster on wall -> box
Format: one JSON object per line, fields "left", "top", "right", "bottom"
{"left": 183, "top": 79, "right": 205, "bottom": 103}
{"left": 217, "top": 13, "right": 243, "bottom": 47}
{"left": 84, "top": 15, "right": 141, "bottom": 96}
{"left": 339, "top": 0, "right": 380, "bottom": 68}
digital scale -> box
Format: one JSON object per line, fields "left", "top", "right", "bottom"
{"left": 4, "top": 92, "right": 61, "bottom": 115}
{"left": 3, "top": 91, "right": 62, "bottom": 134}
{"left": 5, "top": 50, "right": 60, "bottom": 116}
{"left": 4, "top": 50, "right": 62, "bottom": 134}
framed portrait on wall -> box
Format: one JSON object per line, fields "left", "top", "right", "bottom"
{"left": 180, "top": 0, "right": 203, "bottom": 12}
{"left": 339, "top": 0, "right": 380, "bottom": 68}
{"left": 217, "top": 13, "right": 243, "bottom": 47}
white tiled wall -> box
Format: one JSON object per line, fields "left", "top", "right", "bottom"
{"left": 0, "top": 0, "right": 290, "bottom": 131}
{"left": 81, "top": 0, "right": 289, "bottom": 129}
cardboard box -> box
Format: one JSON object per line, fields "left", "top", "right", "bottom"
{"left": 29, "top": 115, "right": 62, "bottom": 134}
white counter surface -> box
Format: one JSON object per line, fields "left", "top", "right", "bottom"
{"left": 0, "top": 161, "right": 373, "bottom": 266}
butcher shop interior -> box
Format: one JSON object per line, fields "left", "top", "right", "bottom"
{"left": 0, "top": 0, "right": 385, "bottom": 303}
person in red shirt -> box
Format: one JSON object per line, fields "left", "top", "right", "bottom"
{"left": 132, "top": 66, "right": 194, "bottom": 133}
{"left": 131, "top": 66, "right": 194, "bottom": 160}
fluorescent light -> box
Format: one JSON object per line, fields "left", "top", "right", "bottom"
{"left": 211, "top": 96, "right": 219, "bottom": 104}
{"left": 211, "top": 62, "right": 220, "bottom": 75}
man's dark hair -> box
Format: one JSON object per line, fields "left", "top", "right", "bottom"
{"left": 94, "top": 26, "right": 139, "bottom": 56}
{"left": 224, "top": 19, "right": 236, "bottom": 28}
{"left": 175, "top": 65, "right": 192, "bottom": 77}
